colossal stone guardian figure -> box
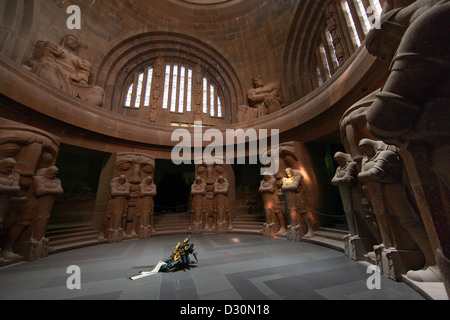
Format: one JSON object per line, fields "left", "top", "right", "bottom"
{"left": 190, "top": 176, "right": 207, "bottom": 234}
{"left": 102, "top": 175, "right": 130, "bottom": 243}
{"left": 331, "top": 152, "right": 359, "bottom": 237}
{"left": 237, "top": 75, "right": 285, "bottom": 122}
{"left": 365, "top": 0, "right": 449, "bottom": 289}
{"left": 358, "top": 139, "right": 441, "bottom": 281}
{"left": 138, "top": 176, "right": 157, "bottom": 239}
{"left": 214, "top": 176, "right": 232, "bottom": 233}
{"left": 259, "top": 174, "right": 287, "bottom": 237}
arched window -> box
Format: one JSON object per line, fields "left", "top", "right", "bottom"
{"left": 123, "top": 59, "right": 224, "bottom": 122}
{"left": 314, "top": 0, "right": 383, "bottom": 88}
{"left": 124, "top": 66, "right": 154, "bottom": 108}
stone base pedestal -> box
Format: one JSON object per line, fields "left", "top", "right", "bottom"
{"left": 344, "top": 235, "right": 375, "bottom": 261}
{"left": 216, "top": 221, "right": 228, "bottom": 234}
{"left": 287, "top": 224, "right": 304, "bottom": 242}
{"left": 262, "top": 223, "right": 280, "bottom": 238}
{"left": 138, "top": 225, "right": 152, "bottom": 239}
{"left": 436, "top": 249, "right": 450, "bottom": 298}
{"left": 190, "top": 222, "right": 203, "bottom": 234}
{"left": 378, "top": 247, "right": 425, "bottom": 281}
{"left": 106, "top": 228, "right": 123, "bottom": 243}
{"left": 15, "top": 238, "right": 50, "bottom": 261}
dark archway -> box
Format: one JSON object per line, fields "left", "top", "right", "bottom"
{"left": 153, "top": 160, "right": 195, "bottom": 214}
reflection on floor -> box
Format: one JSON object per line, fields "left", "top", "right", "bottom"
{"left": 0, "top": 234, "right": 425, "bottom": 300}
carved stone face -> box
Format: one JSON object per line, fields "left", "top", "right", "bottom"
{"left": 195, "top": 162, "right": 227, "bottom": 186}
{"left": 0, "top": 119, "right": 59, "bottom": 190}
{"left": 0, "top": 158, "right": 16, "bottom": 175}
{"left": 113, "top": 153, "right": 155, "bottom": 185}
{"left": 61, "top": 35, "right": 80, "bottom": 51}
{"left": 252, "top": 76, "right": 264, "bottom": 88}
{"left": 358, "top": 140, "right": 378, "bottom": 158}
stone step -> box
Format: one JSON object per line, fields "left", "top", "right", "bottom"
{"left": 46, "top": 223, "right": 103, "bottom": 254}
{"left": 301, "top": 227, "right": 349, "bottom": 252}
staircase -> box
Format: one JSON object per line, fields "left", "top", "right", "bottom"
{"left": 153, "top": 213, "right": 191, "bottom": 236}
{"left": 46, "top": 223, "right": 104, "bottom": 254}
{"left": 153, "top": 212, "right": 265, "bottom": 236}
{"left": 230, "top": 213, "right": 264, "bottom": 235}
{"left": 302, "top": 227, "right": 349, "bottom": 252}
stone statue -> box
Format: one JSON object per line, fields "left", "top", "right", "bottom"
{"left": 138, "top": 176, "right": 157, "bottom": 239}
{"left": 237, "top": 75, "right": 285, "bottom": 122}
{"left": 194, "top": 161, "right": 233, "bottom": 232}
{"left": 365, "top": 0, "right": 449, "bottom": 289}
{"left": 259, "top": 174, "right": 287, "bottom": 237}
{"left": 0, "top": 158, "right": 20, "bottom": 229}
{"left": 27, "top": 35, "right": 104, "bottom": 107}
{"left": 0, "top": 118, "right": 60, "bottom": 262}
{"left": 358, "top": 139, "right": 441, "bottom": 281}
{"left": 189, "top": 176, "right": 206, "bottom": 234}
{"left": 282, "top": 168, "right": 304, "bottom": 241}
{"left": 214, "top": 176, "right": 232, "bottom": 233}
{"left": 25, "top": 166, "right": 63, "bottom": 260}
{"left": 102, "top": 175, "right": 130, "bottom": 243}
{"left": 331, "top": 152, "right": 359, "bottom": 236}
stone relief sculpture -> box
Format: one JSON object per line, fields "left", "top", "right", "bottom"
{"left": 101, "top": 175, "right": 130, "bottom": 243}
{"left": 331, "top": 152, "right": 359, "bottom": 237}
{"left": 358, "top": 139, "right": 441, "bottom": 281}
{"left": 98, "top": 152, "right": 156, "bottom": 242}
{"left": 0, "top": 158, "right": 21, "bottom": 262}
{"left": 26, "top": 35, "right": 104, "bottom": 107}
{"left": 0, "top": 118, "right": 60, "bottom": 262}
{"left": 237, "top": 75, "right": 285, "bottom": 122}
{"left": 282, "top": 168, "right": 305, "bottom": 241}
{"left": 189, "top": 176, "right": 207, "bottom": 234}
{"left": 24, "top": 166, "right": 63, "bottom": 260}
{"left": 365, "top": 0, "right": 449, "bottom": 290}
{"left": 191, "top": 160, "right": 235, "bottom": 233}
{"left": 214, "top": 176, "right": 232, "bottom": 233}
{"left": 0, "top": 158, "right": 20, "bottom": 229}
{"left": 339, "top": 95, "right": 383, "bottom": 260}
{"left": 259, "top": 174, "right": 287, "bottom": 238}
{"left": 138, "top": 176, "right": 157, "bottom": 239}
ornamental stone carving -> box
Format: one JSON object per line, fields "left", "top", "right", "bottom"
{"left": 26, "top": 35, "right": 104, "bottom": 107}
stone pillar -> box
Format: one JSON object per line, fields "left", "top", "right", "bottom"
{"left": 0, "top": 118, "right": 60, "bottom": 262}
{"left": 97, "top": 152, "right": 156, "bottom": 242}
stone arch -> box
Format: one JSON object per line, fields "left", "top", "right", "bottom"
{"left": 93, "top": 31, "right": 244, "bottom": 123}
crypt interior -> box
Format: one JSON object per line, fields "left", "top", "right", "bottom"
{"left": 0, "top": 0, "right": 448, "bottom": 300}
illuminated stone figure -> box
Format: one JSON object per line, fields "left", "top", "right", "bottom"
{"left": 259, "top": 174, "right": 287, "bottom": 237}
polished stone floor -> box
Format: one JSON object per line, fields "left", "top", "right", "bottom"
{"left": 0, "top": 234, "right": 424, "bottom": 300}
